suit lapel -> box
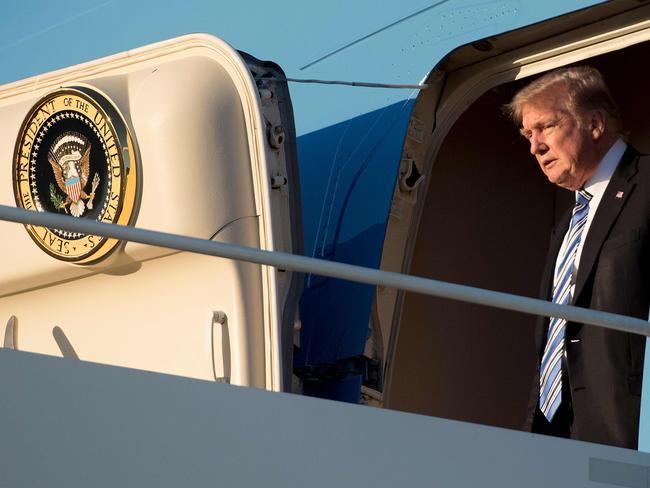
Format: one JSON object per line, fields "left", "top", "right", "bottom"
{"left": 573, "top": 147, "right": 640, "bottom": 303}
{"left": 543, "top": 212, "right": 570, "bottom": 298}
{"left": 535, "top": 210, "right": 571, "bottom": 352}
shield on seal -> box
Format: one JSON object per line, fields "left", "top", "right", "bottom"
{"left": 66, "top": 176, "right": 82, "bottom": 202}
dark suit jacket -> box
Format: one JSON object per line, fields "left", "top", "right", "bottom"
{"left": 523, "top": 147, "right": 650, "bottom": 449}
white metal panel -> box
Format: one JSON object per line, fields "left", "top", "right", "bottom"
{"left": 1, "top": 349, "right": 649, "bottom": 487}
{"left": 0, "top": 35, "right": 291, "bottom": 389}
{"left": 0, "top": 35, "right": 266, "bottom": 289}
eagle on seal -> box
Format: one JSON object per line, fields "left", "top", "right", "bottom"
{"left": 47, "top": 132, "right": 99, "bottom": 217}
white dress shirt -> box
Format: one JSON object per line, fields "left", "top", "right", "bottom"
{"left": 554, "top": 138, "right": 627, "bottom": 299}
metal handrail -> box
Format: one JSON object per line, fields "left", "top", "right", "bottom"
{"left": 1, "top": 204, "right": 649, "bottom": 337}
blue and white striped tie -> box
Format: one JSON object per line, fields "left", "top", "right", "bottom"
{"left": 539, "top": 189, "right": 592, "bottom": 421}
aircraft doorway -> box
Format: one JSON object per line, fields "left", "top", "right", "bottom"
{"left": 381, "top": 39, "right": 650, "bottom": 430}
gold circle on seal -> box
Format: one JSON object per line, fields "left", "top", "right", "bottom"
{"left": 13, "top": 87, "right": 139, "bottom": 264}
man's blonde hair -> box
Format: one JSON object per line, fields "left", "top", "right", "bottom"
{"left": 505, "top": 66, "right": 621, "bottom": 134}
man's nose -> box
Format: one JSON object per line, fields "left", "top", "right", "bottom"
{"left": 529, "top": 132, "right": 547, "bottom": 156}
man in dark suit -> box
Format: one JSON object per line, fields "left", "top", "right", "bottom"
{"left": 506, "top": 66, "right": 649, "bottom": 449}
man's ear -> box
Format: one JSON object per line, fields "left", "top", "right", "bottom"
{"left": 590, "top": 110, "right": 606, "bottom": 140}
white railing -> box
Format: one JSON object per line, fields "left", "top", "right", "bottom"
{"left": 1, "top": 204, "right": 649, "bottom": 337}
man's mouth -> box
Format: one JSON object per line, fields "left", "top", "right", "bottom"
{"left": 541, "top": 158, "right": 557, "bottom": 169}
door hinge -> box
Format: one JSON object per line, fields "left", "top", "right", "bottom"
{"left": 294, "top": 355, "right": 380, "bottom": 390}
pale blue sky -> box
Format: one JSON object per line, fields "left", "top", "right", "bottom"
{"left": 1, "top": 0, "right": 597, "bottom": 134}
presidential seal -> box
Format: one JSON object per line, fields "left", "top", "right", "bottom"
{"left": 13, "top": 87, "right": 139, "bottom": 263}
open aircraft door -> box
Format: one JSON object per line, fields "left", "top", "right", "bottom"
{"left": 0, "top": 34, "right": 302, "bottom": 392}
{"left": 373, "top": 0, "right": 650, "bottom": 442}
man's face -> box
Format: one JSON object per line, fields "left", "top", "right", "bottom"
{"left": 520, "top": 91, "right": 599, "bottom": 191}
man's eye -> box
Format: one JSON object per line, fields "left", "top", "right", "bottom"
{"left": 543, "top": 123, "right": 556, "bottom": 131}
